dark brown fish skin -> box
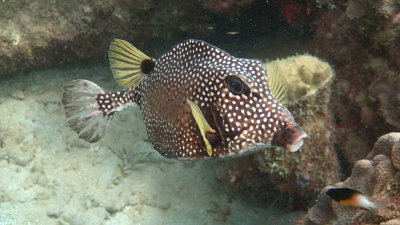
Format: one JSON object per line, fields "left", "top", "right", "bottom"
{"left": 326, "top": 188, "right": 362, "bottom": 202}
{"left": 98, "top": 40, "right": 306, "bottom": 159}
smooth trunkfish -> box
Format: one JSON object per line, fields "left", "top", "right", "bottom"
{"left": 62, "top": 39, "right": 307, "bottom": 159}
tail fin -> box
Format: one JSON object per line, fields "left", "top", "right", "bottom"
{"left": 62, "top": 79, "right": 115, "bottom": 143}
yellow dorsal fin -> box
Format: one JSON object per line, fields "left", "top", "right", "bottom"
{"left": 267, "top": 63, "right": 288, "bottom": 105}
{"left": 108, "top": 39, "right": 154, "bottom": 88}
{"left": 186, "top": 99, "right": 216, "bottom": 156}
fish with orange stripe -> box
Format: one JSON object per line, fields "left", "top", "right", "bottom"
{"left": 326, "top": 187, "right": 384, "bottom": 210}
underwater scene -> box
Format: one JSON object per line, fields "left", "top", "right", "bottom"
{"left": 1, "top": 0, "right": 400, "bottom": 224}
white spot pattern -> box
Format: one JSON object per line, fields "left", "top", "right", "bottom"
{"left": 101, "top": 40, "right": 298, "bottom": 159}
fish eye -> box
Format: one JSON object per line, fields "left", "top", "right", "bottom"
{"left": 225, "top": 76, "right": 248, "bottom": 95}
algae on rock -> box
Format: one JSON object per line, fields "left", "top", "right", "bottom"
{"left": 254, "top": 54, "right": 338, "bottom": 189}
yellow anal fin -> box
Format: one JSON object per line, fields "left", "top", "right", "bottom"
{"left": 186, "top": 99, "right": 216, "bottom": 156}
{"left": 108, "top": 39, "right": 154, "bottom": 89}
{"left": 267, "top": 63, "right": 288, "bottom": 105}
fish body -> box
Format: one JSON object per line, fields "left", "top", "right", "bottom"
{"left": 62, "top": 39, "right": 307, "bottom": 160}
{"left": 326, "top": 187, "right": 383, "bottom": 210}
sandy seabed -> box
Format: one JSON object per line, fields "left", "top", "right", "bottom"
{"left": 0, "top": 65, "right": 303, "bottom": 225}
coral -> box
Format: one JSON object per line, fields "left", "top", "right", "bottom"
{"left": 367, "top": 132, "right": 400, "bottom": 159}
{"left": 255, "top": 145, "right": 299, "bottom": 179}
{"left": 265, "top": 54, "right": 334, "bottom": 102}
{"left": 302, "top": 133, "right": 400, "bottom": 225}
{"left": 255, "top": 55, "right": 337, "bottom": 189}
{"left": 346, "top": 0, "right": 367, "bottom": 20}
{"left": 311, "top": 0, "right": 400, "bottom": 169}
{"left": 392, "top": 140, "right": 400, "bottom": 170}
{"left": 302, "top": 185, "right": 339, "bottom": 225}
{"left": 381, "top": 218, "right": 400, "bottom": 225}
{"left": 370, "top": 77, "right": 400, "bottom": 129}
{"left": 340, "top": 132, "right": 370, "bottom": 166}
{"left": 280, "top": 79, "right": 340, "bottom": 191}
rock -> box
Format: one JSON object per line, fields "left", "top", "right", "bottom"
{"left": 377, "top": 0, "right": 398, "bottom": 16}
{"left": 46, "top": 203, "right": 61, "bottom": 218}
{"left": 311, "top": 0, "right": 400, "bottom": 169}
{"left": 0, "top": 0, "right": 219, "bottom": 76}
{"left": 380, "top": 218, "right": 400, "bottom": 225}
{"left": 257, "top": 54, "right": 339, "bottom": 191}
{"left": 303, "top": 186, "right": 336, "bottom": 225}
{"left": 371, "top": 78, "right": 400, "bottom": 130}
{"left": 367, "top": 132, "right": 400, "bottom": 159}
{"left": 104, "top": 212, "right": 136, "bottom": 225}
{"left": 391, "top": 140, "right": 400, "bottom": 170}
{"left": 346, "top": 0, "right": 366, "bottom": 20}
{"left": 10, "top": 90, "right": 25, "bottom": 100}
{"left": 302, "top": 133, "right": 400, "bottom": 225}
{"left": 0, "top": 203, "right": 25, "bottom": 225}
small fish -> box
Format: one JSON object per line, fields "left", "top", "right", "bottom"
{"left": 326, "top": 187, "right": 383, "bottom": 210}
{"left": 62, "top": 39, "right": 307, "bottom": 159}
{"left": 226, "top": 31, "right": 239, "bottom": 35}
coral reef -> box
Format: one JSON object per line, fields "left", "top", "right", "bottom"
{"left": 302, "top": 133, "right": 400, "bottom": 225}
{"left": 392, "top": 141, "right": 400, "bottom": 170}
{"left": 371, "top": 76, "right": 400, "bottom": 129}
{"left": 311, "top": 0, "right": 400, "bottom": 168}
{"left": 1, "top": 0, "right": 399, "bottom": 220}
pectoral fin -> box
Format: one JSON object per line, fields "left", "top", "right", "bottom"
{"left": 267, "top": 63, "right": 288, "bottom": 105}
{"left": 186, "top": 99, "right": 216, "bottom": 156}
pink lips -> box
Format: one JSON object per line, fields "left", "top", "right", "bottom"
{"left": 286, "top": 128, "right": 307, "bottom": 152}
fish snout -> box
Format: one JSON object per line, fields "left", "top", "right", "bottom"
{"left": 272, "top": 123, "right": 307, "bottom": 152}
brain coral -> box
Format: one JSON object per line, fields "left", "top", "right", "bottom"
{"left": 302, "top": 133, "right": 400, "bottom": 225}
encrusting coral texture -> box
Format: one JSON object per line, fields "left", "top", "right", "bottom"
{"left": 311, "top": 0, "right": 400, "bottom": 169}
{"left": 302, "top": 132, "right": 400, "bottom": 225}
{"left": 256, "top": 54, "right": 339, "bottom": 192}
{"left": 371, "top": 77, "right": 400, "bottom": 130}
